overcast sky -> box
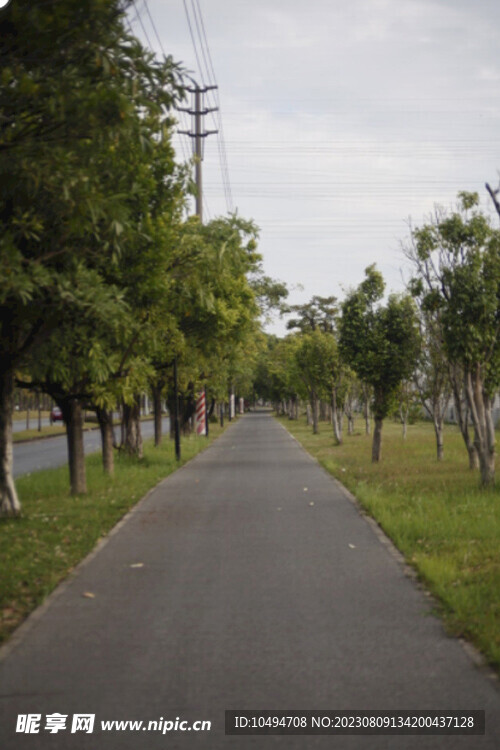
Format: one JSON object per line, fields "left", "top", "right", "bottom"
{"left": 129, "top": 0, "right": 500, "bottom": 333}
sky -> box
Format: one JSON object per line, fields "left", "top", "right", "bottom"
{"left": 128, "top": 0, "right": 500, "bottom": 334}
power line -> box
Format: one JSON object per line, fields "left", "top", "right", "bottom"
{"left": 131, "top": 0, "right": 154, "bottom": 51}
{"left": 192, "top": 0, "right": 233, "bottom": 213}
{"left": 182, "top": 0, "right": 203, "bottom": 77}
{"left": 129, "top": 1, "right": 194, "bottom": 176}
{"left": 142, "top": 0, "right": 167, "bottom": 57}
{"left": 189, "top": 0, "right": 232, "bottom": 212}
{"left": 191, "top": 0, "right": 213, "bottom": 90}
{"left": 182, "top": 0, "right": 233, "bottom": 214}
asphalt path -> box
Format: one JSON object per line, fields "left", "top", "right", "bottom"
{"left": 13, "top": 417, "right": 171, "bottom": 477}
{"left": 1, "top": 411, "right": 499, "bottom": 749}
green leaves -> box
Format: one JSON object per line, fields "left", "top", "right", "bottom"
{"left": 340, "top": 267, "right": 420, "bottom": 420}
{"left": 407, "top": 193, "right": 500, "bottom": 394}
{"left": 294, "top": 329, "right": 338, "bottom": 401}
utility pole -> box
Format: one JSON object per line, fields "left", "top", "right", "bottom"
{"left": 178, "top": 84, "right": 218, "bottom": 439}
{"left": 178, "top": 84, "right": 218, "bottom": 222}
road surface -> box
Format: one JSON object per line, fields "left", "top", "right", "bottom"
{"left": 13, "top": 417, "right": 171, "bottom": 477}
{"left": 1, "top": 411, "right": 499, "bottom": 749}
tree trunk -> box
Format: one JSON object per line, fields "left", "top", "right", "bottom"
{"left": 123, "top": 397, "right": 143, "bottom": 459}
{"left": 319, "top": 400, "right": 328, "bottom": 422}
{"left": 450, "top": 369, "right": 479, "bottom": 469}
{"left": 372, "top": 417, "right": 383, "bottom": 462}
{"left": 363, "top": 386, "right": 371, "bottom": 435}
{"left": 306, "top": 404, "right": 312, "bottom": 426}
{"left": 331, "top": 390, "right": 343, "bottom": 445}
{"left": 96, "top": 407, "right": 114, "bottom": 476}
{"left": 311, "top": 392, "right": 319, "bottom": 434}
{"left": 37, "top": 392, "right": 42, "bottom": 432}
{"left": 152, "top": 385, "right": 163, "bottom": 447}
{"left": 468, "top": 441, "right": 480, "bottom": 470}
{"left": 0, "top": 367, "right": 21, "bottom": 516}
{"left": 347, "top": 414, "right": 354, "bottom": 436}
{"left": 464, "top": 368, "right": 495, "bottom": 487}
{"left": 478, "top": 446, "right": 495, "bottom": 487}
{"left": 62, "top": 399, "right": 87, "bottom": 494}
{"left": 433, "top": 417, "right": 444, "bottom": 461}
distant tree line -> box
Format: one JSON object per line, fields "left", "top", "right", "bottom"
{"left": 255, "top": 191, "right": 500, "bottom": 489}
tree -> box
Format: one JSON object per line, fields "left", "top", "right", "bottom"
{"left": 412, "top": 310, "right": 451, "bottom": 460}
{"left": 285, "top": 295, "right": 338, "bottom": 333}
{"left": 20, "top": 275, "right": 128, "bottom": 493}
{"left": 405, "top": 213, "right": 479, "bottom": 467}
{"left": 253, "top": 335, "right": 299, "bottom": 412}
{"left": 407, "top": 192, "right": 500, "bottom": 486}
{"left": 294, "top": 330, "right": 337, "bottom": 434}
{"left": 159, "top": 214, "right": 265, "bottom": 436}
{"left": 0, "top": 0, "right": 187, "bottom": 510}
{"left": 486, "top": 179, "right": 500, "bottom": 220}
{"left": 394, "top": 378, "right": 419, "bottom": 440}
{"left": 340, "top": 265, "right": 420, "bottom": 462}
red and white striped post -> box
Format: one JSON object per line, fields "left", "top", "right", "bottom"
{"left": 195, "top": 391, "right": 206, "bottom": 436}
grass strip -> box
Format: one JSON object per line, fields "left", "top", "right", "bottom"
{"left": 278, "top": 414, "right": 500, "bottom": 674}
{"left": 0, "top": 423, "right": 228, "bottom": 645}
{"left": 13, "top": 425, "right": 68, "bottom": 442}
{"left": 13, "top": 411, "right": 51, "bottom": 422}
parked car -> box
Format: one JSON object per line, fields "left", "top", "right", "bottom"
{"left": 50, "top": 406, "right": 63, "bottom": 424}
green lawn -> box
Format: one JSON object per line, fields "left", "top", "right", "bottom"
{"left": 278, "top": 414, "right": 500, "bottom": 673}
{"left": 0, "top": 423, "right": 227, "bottom": 645}
{"left": 13, "top": 410, "right": 51, "bottom": 422}
{"left": 14, "top": 425, "right": 68, "bottom": 442}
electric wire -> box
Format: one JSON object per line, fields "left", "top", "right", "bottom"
{"left": 196, "top": 0, "right": 229, "bottom": 194}
{"left": 182, "top": 0, "right": 233, "bottom": 214}
{"left": 135, "top": 1, "right": 196, "bottom": 193}
{"left": 125, "top": 1, "right": 197, "bottom": 218}
{"left": 131, "top": 0, "right": 154, "bottom": 51}
{"left": 188, "top": 0, "right": 232, "bottom": 212}
{"left": 180, "top": 0, "right": 217, "bottom": 217}
{"left": 192, "top": 0, "right": 233, "bottom": 212}
{"left": 142, "top": 0, "right": 167, "bottom": 57}
{"left": 137, "top": 0, "right": 194, "bottom": 172}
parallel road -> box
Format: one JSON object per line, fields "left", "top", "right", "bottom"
{"left": 1, "top": 411, "right": 499, "bottom": 749}
{"left": 13, "top": 417, "right": 170, "bottom": 477}
{"left": 13, "top": 417, "right": 52, "bottom": 433}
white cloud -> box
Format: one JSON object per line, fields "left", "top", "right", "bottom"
{"left": 142, "top": 0, "right": 500, "bottom": 330}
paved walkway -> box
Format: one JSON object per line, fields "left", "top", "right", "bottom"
{"left": 0, "top": 412, "right": 498, "bottom": 748}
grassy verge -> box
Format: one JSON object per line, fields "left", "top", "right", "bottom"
{"left": 13, "top": 411, "right": 51, "bottom": 422}
{"left": 0, "top": 423, "right": 228, "bottom": 645}
{"left": 278, "top": 414, "right": 500, "bottom": 673}
{"left": 14, "top": 425, "right": 70, "bottom": 442}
